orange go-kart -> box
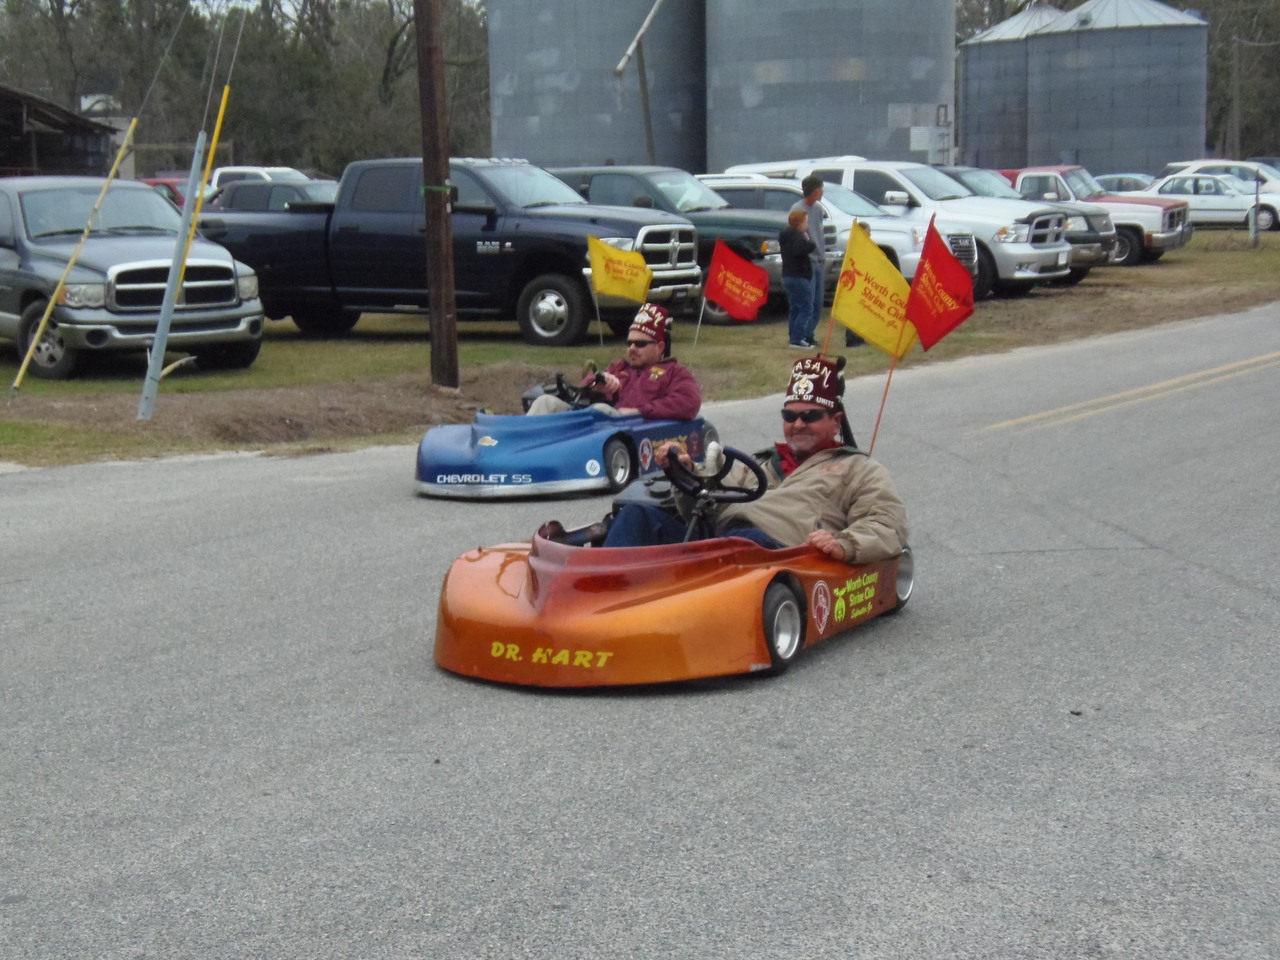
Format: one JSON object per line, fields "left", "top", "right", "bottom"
{"left": 434, "top": 446, "right": 914, "bottom": 687}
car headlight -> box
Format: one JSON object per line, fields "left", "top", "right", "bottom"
{"left": 1065, "top": 215, "right": 1087, "bottom": 232}
{"left": 58, "top": 283, "right": 106, "bottom": 309}
{"left": 597, "top": 237, "right": 635, "bottom": 252}
{"left": 237, "top": 272, "right": 259, "bottom": 301}
{"left": 911, "top": 227, "right": 926, "bottom": 248}
{"left": 761, "top": 239, "right": 780, "bottom": 255}
{"left": 991, "top": 223, "right": 1030, "bottom": 243}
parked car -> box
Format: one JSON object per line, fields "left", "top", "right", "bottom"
{"left": 0, "top": 177, "right": 264, "bottom": 378}
{"left": 938, "top": 165, "right": 1114, "bottom": 284}
{"left": 139, "top": 176, "right": 215, "bottom": 207}
{"left": 726, "top": 157, "right": 1070, "bottom": 298}
{"left": 1246, "top": 156, "right": 1280, "bottom": 170}
{"left": 1094, "top": 173, "right": 1156, "bottom": 193}
{"left": 1002, "top": 165, "right": 1191, "bottom": 266}
{"left": 208, "top": 178, "right": 339, "bottom": 211}
{"left": 549, "top": 165, "right": 796, "bottom": 318}
{"left": 1128, "top": 173, "right": 1270, "bottom": 229}
{"left": 1154, "top": 160, "right": 1280, "bottom": 225}
{"left": 697, "top": 173, "right": 978, "bottom": 281}
{"left": 208, "top": 166, "right": 308, "bottom": 190}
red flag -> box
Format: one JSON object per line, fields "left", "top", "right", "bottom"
{"left": 905, "top": 219, "right": 975, "bottom": 350}
{"left": 703, "top": 238, "right": 769, "bottom": 321}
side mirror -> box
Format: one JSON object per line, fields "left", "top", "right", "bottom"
{"left": 199, "top": 218, "right": 227, "bottom": 240}
{"left": 1042, "top": 191, "right": 1061, "bottom": 201}
{"left": 882, "top": 190, "right": 912, "bottom": 207}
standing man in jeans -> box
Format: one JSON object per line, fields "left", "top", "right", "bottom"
{"left": 790, "top": 176, "right": 827, "bottom": 347}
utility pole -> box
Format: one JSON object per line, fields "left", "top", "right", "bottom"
{"left": 414, "top": 0, "right": 458, "bottom": 388}
{"left": 616, "top": 0, "right": 669, "bottom": 165}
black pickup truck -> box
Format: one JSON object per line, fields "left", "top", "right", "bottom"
{"left": 0, "top": 176, "right": 264, "bottom": 379}
{"left": 199, "top": 158, "right": 702, "bottom": 346}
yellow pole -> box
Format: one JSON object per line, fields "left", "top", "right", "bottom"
{"left": 10, "top": 118, "right": 138, "bottom": 396}
{"left": 176, "top": 86, "right": 231, "bottom": 292}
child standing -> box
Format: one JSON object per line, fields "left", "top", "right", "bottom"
{"left": 780, "top": 208, "right": 817, "bottom": 348}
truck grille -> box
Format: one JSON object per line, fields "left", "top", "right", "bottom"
{"left": 1163, "top": 207, "right": 1188, "bottom": 232}
{"left": 945, "top": 232, "right": 977, "bottom": 268}
{"left": 636, "top": 225, "right": 699, "bottom": 271}
{"left": 108, "top": 259, "right": 240, "bottom": 311}
{"left": 1029, "top": 214, "right": 1066, "bottom": 246}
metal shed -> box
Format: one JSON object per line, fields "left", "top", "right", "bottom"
{"left": 958, "top": 3, "right": 1063, "bottom": 169}
{"left": 487, "top": 0, "right": 707, "bottom": 171}
{"left": 0, "top": 82, "right": 115, "bottom": 176}
{"left": 1024, "top": 0, "right": 1207, "bottom": 173}
{"left": 704, "top": 0, "right": 955, "bottom": 171}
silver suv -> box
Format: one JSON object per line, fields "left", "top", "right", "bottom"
{"left": 725, "top": 158, "right": 1070, "bottom": 298}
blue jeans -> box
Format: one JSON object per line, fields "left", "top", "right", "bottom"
{"left": 783, "top": 273, "right": 814, "bottom": 344}
{"left": 603, "top": 504, "right": 783, "bottom": 549}
{"left": 806, "top": 262, "right": 825, "bottom": 342}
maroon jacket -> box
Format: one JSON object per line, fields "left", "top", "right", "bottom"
{"left": 590, "top": 357, "right": 702, "bottom": 420}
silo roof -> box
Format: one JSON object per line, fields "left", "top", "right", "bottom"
{"left": 1035, "top": 0, "right": 1206, "bottom": 31}
{"left": 964, "top": 3, "right": 1062, "bottom": 43}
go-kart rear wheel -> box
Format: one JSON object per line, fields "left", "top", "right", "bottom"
{"left": 603, "top": 437, "right": 636, "bottom": 493}
{"left": 762, "top": 581, "right": 805, "bottom": 675}
{"left": 885, "top": 545, "right": 914, "bottom": 615}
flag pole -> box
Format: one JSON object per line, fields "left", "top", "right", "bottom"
{"left": 867, "top": 318, "right": 911, "bottom": 455}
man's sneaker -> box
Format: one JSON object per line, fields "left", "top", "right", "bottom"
{"left": 804, "top": 338, "right": 819, "bottom": 348}
{"left": 788, "top": 341, "right": 809, "bottom": 349}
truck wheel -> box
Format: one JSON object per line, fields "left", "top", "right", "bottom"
{"left": 602, "top": 310, "right": 634, "bottom": 338}
{"left": 517, "top": 274, "right": 588, "bottom": 346}
{"left": 290, "top": 307, "right": 358, "bottom": 336}
{"left": 1113, "top": 227, "right": 1143, "bottom": 267}
{"left": 192, "top": 339, "right": 262, "bottom": 371}
{"left": 972, "top": 246, "right": 996, "bottom": 300}
{"left": 1256, "top": 206, "right": 1278, "bottom": 232}
{"left": 603, "top": 437, "right": 636, "bottom": 492}
{"left": 18, "top": 300, "right": 81, "bottom": 380}
{"left": 762, "top": 581, "right": 805, "bottom": 676}
{"left": 1057, "top": 266, "right": 1091, "bottom": 286}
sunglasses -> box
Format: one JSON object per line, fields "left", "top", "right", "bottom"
{"left": 626, "top": 339, "right": 656, "bottom": 348}
{"left": 780, "top": 408, "right": 830, "bottom": 424}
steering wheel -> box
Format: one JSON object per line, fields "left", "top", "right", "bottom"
{"left": 552, "top": 371, "right": 605, "bottom": 409}
{"left": 663, "top": 445, "right": 767, "bottom": 504}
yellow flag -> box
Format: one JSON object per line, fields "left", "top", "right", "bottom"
{"left": 829, "top": 224, "right": 919, "bottom": 359}
{"left": 588, "top": 235, "right": 653, "bottom": 303}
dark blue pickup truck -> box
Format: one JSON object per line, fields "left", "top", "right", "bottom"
{"left": 199, "top": 158, "right": 702, "bottom": 346}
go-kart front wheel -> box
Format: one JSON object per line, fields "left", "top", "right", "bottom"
{"left": 762, "top": 581, "right": 805, "bottom": 675}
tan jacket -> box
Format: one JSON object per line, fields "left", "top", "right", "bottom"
{"left": 706, "top": 446, "right": 908, "bottom": 563}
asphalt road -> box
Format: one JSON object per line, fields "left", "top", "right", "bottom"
{"left": 3, "top": 304, "right": 1278, "bottom": 959}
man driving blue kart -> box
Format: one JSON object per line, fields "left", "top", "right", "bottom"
{"left": 603, "top": 354, "right": 908, "bottom": 563}
{"left": 525, "top": 303, "right": 702, "bottom": 421}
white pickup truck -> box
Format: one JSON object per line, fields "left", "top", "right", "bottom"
{"left": 725, "top": 158, "right": 1070, "bottom": 298}
{"left": 1002, "top": 166, "right": 1192, "bottom": 267}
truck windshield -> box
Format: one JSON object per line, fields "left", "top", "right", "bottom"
{"left": 950, "top": 169, "right": 1023, "bottom": 200}
{"left": 478, "top": 164, "right": 586, "bottom": 208}
{"left": 819, "top": 182, "right": 891, "bottom": 217}
{"left": 650, "top": 171, "right": 729, "bottom": 213}
{"left": 1064, "top": 168, "right": 1107, "bottom": 200}
{"left": 900, "top": 166, "right": 973, "bottom": 201}
{"left": 22, "top": 185, "right": 181, "bottom": 239}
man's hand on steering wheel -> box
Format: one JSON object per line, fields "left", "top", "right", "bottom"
{"left": 552, "top": 371, "right": 606, "bottom": 409}
{"left": 663, "top": 445, "right": 766, "bottom": 504}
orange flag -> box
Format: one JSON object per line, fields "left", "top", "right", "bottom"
{"left": 703, "top": 239, "right": 769, "bottom": 321}
{"left": 905, "top": 218, "right": 975, "bottom": 350}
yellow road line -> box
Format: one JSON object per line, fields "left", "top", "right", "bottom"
{"left": 983, "top": 351, "right": 1280, "bottom": 432}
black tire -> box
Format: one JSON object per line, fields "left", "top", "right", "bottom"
{"left": 1056, "top": 266, "right": 1091, "bottom": 286}
{"left": 603, "top": 437, "right": 636, "bottom": 493}
{"left": 18, "top": 300, "right": 81, "bottom": 380}
{"left": 1256, "top": 206, "right": 1278, "bottom": 232}
{"left": 884, "top": 545, "right": 915, "bottom": 616}
{"left": 1113, "top": 227, "right": 1143, "bottom": 267}
{"left": 516, "top": 273, "right": 588, "bottom": 346}
{"left": 702, "top": 299, "right": 733, "bottom": 325}
{"left": 994, "top": 279, "right": 1035, "bottom": 297}
{"left": 192, "top": 339, "right": 262, "bottom": 371}
{"left": 972, "top": 246, "right": 996, "bottom": 300}
{"left": 602, "top": 311, "right": 633, "bottom": 339}
{"left": 762, "top": 581, "right": 805, "bottom": 675}
{"left": 290, "top": 306, "right": 358, "bottom": 336}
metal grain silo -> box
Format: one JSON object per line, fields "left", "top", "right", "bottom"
{"left": 958, "top": 4, "right": 1063, "bottom": 169}
{"left": 704, "top": 0, "right": 956, "bottom": 172}
{"left": 1025, "top": 0, "right": 1207, "bottom": 173}
{"left": 487, "top": 0, "right": 706, "bottom": 170}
